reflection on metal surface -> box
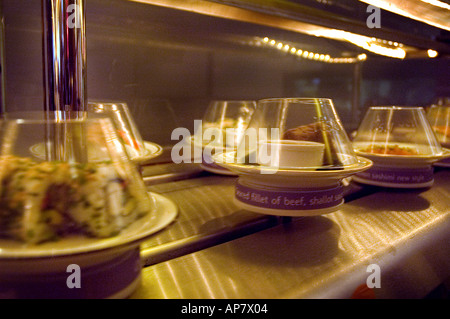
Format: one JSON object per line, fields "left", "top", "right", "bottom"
{"left": 42, "top": 0, "right": 87, "bottom": 115}
{"left": 128, "top": 0, "right": 450, "bottom": 55}
{"left": 359, "top": 0, "right": 450, "bottom": 31}
{"left": 427, "top": 49, "right": 439, "bottom": 57}
{"left": 138, "top": 166, "right": 374, "bottom": 267}
{"left": 131, "top": 170, "right": 450, "bottom": 298}
{"left": 306, "top": 29, "right": 407, "bottom": 59}
{"left": 259, "top": 36, "right": 368, "bottom": 63}
{"left": 0, "top": 4, "right": 5, "bottom": 114}
{"left": 140, "top": 176, "right": 272, "bottom": 255}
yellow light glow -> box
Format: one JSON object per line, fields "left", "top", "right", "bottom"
{"left": 307, "top": 29, "right": 406, "bottom": 59}
{"left": 261, "top": 37, "right": 365, "bottom": 64}
{"left": 358, "top": 53, "right": 367, "bottom": 60}
{"left": 427, "top": 49, "right": 438, "bottom": 58}
{"left": 421, "top": 0, "right": 450, "bottom": 9}
{"left": 358, "top": 0, "right": 450, "bottom": 31}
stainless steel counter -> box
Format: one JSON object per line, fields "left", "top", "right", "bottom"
{"left": 130, "top": 168, "right": 449, "bottom": 299}
{"left": 139, "top": 163, "right": 374, "bottom": 266}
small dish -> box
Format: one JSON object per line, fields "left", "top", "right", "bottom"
{"left": 88, "top": 102, "right": 163, "bottom": 164}
{"left": 427, "top": 103, "right": 450, "bottom": 167}
{"left": 29, "top": 139, "right": 162, "bottom": 165}
{"left": 193, "top": 100, "right": 256, "bottom": 175}
{"left": 257, "top": 140, "right": 325, "bottom": 168}
{"left": 0, "top": 113, "right": 177, "bottom": 298}
{"left": 214, "top": 150, "right": 372, "bottom": 216}
{"left": 0, "top": 192, "right": 177, "bottom": 260}
{"left": 0, "top": 192, "right": 177, "bottom": 299}
{"left": 213, "top": 98, "right": 372, "bottom": 216}
{"left": 352, "top": 106, "right": 450, "bottom": 187}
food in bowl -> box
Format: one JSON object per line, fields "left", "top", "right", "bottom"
{"left": 283, "top": 122, "right": 343, "bottom": 166}
{"left": 359, "top": 144, "right": 419, "bottom": 156}
{"left": 0, "top": 155, "right": 149, "bottom": 244}
{"left": 432, "top": 125, "right": 450, "bottom": 139}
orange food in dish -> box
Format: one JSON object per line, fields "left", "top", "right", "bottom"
{"left": 361, "top": 144, "right": 419, "bottom": 155}
{"left": 433, "top": 125, "right": 450, "bottom": 138}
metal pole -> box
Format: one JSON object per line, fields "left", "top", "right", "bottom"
{"left": 42, "top": 0, "right": 86, "bottom": 118}
{"left": 42, "top": 0, "right": 87, "bottom": 161}
{"left": 0, "top": 1, "right": 6, "bottom": 115}
{"left": 352, "top": 61, "right": 362, "bottom": 131}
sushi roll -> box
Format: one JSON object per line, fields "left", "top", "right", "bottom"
{"left": 68, "top": 162, "right": 149, "bottom": 238}
{"left": 0, "top": 156, "right": 150, "bottom": 244}
{"left": 0, "top": 158, "right": 70, "bottom": 243}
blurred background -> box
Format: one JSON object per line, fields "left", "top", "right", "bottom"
{"left": 1, "top": 0, "right": 449, "bottom": 150}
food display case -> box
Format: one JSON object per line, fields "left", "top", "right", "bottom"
{"left": 0, "top": 0, "right": 449, "bottom": 300}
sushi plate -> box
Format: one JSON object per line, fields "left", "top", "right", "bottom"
{"left": 0, "top": 192, "right": 177, "bottom": 260}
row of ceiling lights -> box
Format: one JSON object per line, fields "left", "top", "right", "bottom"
{"left": 261, "top": 37, "right": 367, "bottom": 63}
{"left": 258, "top": 36, "right": 439, "bottom": 60}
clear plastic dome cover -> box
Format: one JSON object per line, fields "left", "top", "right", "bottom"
{"left": 195, "top": 100, "right": 256, "bottom": 149}
{"left": 88, "top": 102, "right": 162, "bottom": 163}
{"left": 427, "top": 104, "right": 450, "bottom": 148}
{"left": 0, "top": 113, "right": 153, "bottom": 245}
{"left": 233, "top": 98, "right": 359, "bottom": 169}
{"left": 353, "top": 106, "right": 443, "bottom": 156}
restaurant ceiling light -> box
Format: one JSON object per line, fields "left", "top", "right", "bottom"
{"left": 130, "top": 0, "right": 442, "bottom": 57}
{"left": 257, "top": 37, "right": 367, "bottom": 63}
{"left": 358, "top": 0, "right": 450, "bottom": 31}
{"left": 421, "top": 0, "right": 450, "bottom": 10}
{"left": 427, "top": 49, "right": 439, "bottom": 57}
{"left": 306, "top": 29, "right": 406, "bottom": 59}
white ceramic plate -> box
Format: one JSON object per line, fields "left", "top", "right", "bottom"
{"left": 351, "top": 144, "right": 450, "bottom": 188}
{"left": 434, "top": 143, "right": 450, "bottom": 167}
{"left": 191, "top": 136, "right": 239, "bottom": 175}
{"left": 353, "top": 143, "right": 450, "bottom": 166}
{"left": 212, "top": 151, "right": 372, "bottom": 180}
{"left": 131, "top": 141, "right": 163, "bottom": 164}
{"left": 29, "top": 141, "right": 163, "bottom": 164}
{"left": 0, "top": 192, "right": 177, "bottom": 259}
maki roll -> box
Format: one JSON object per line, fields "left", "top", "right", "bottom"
{"left": 0, "top": 156, "right": 150, "bottom": 244}
{"left": 68, "top": 162, "right": 149, "bottom": 238}
{"left": 0, "top": 157, "right": 70, "bottom": 243}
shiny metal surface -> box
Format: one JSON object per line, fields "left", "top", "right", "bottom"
{"left": 42, "top": 0, "right": 86, "bottom": 114}
{"left": 132, "top": 170, "right": 449, "bottom": 298}
{"left": 140, "top": 174, "right": 279, "bottom": 265}
{"left": 129, "top": 0, "right": 450, "bottom": 54}
{"left": 142, "top": 162, "right": 206, "bottom": 185}
{"left": 139, "top": 170, "right": 370, "bottom": 266}
{"left": 0, "top": 3, "right": 5, "bottom": 114}
{"left": 359, "top": 0, "right": 450, "bottom": 31}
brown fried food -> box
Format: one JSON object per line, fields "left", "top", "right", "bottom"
{"left": 283, "top": 122, "right": 323, "bottom": 142}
